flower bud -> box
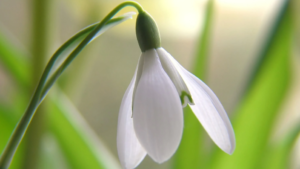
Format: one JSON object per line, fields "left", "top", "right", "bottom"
{"left": 136, "top": 11, "right": 161, "bottom": 52}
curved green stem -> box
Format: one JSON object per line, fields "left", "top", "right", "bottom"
{"left": 48, "top": 1, "right": 143, "bottom": 81}
{"left": 0, "top": 1, "right": 144, "bottom": 169}
{"left": 40, "top": 16, "right": 128, "bottom": 101}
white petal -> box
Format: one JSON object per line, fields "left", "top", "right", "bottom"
{"left": 157, "top": 48, "right": 235, "bottom": 154}
{"left": 117, "top": 69, "right": 147, "bottom": 169}
{"left": 156, "top": 49, "right": 194, "bottom": 107}
{"left": 132, "top": 52, "right": 145, "bottom": 109}
{"left": 133, "top": 49, "right": 183, "bottom": 163}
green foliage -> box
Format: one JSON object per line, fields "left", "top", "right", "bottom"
{"left": 0, "top": 13, "right": 127, "bottom": 169}
{"left": 174, "top": 0, "right": 298, "bottom": 169}
{"left": 209, "top": 1, "right": 293, "bottom": 169}
{"left": 0, "top": 43, "right": 120, "bottom": 169}
{"left": 0, "top": 105, "right": 25, "bottom": 169}
{"left": 261, "top": 124, "right": 300, "bottom": 169}
{"left": 173, "top": 1, "right": 214, "bottom": 168}
{"left": 48, "top": 92, "right": 121, "bottom": 169}
{"left": 193, "top": 0, "right": 214, "bottom": 81}
{"left": 0, "top": 32, "right": 30, "bottom": 88}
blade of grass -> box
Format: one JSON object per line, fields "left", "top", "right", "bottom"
{"left": 172, "top": 0, "right": 214, "bottom": 168}
{"left": 261, "top": 124, "right": 300, "bottom": 169}
{"left": 48, "top": 89, "right": 121, "bottom": 169}
{"left": 209, "top": 1, "right": 292, "bottom": 169}
{"left": 244, "top": 0, "right": 291, "bottom": 93}
{"left": 0, "top": 7, "right": 137, "bottom": 168}
{"left": 0, "top": 11, "right": 136, "bottom": 169}
{"left": 0, "top": 106, "right": 24, "bottom": 169}
{"left": 36, "top": 133, "right": 71, "bottom": 169}
{"left": 0, "top": 106, "right": 18, "bottom": 155}
{"left": 25, "top": 0, "right": 53, "bottom": 168}
{"left": 0, "top": 32, "right": 30, "bottom": 88}
{"left": 193, "top": 0, "right": 214, "bottom": 81}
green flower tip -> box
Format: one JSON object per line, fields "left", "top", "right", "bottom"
{"left": 136, "top": 11, "right": 161, "bottom": 52}
{"left": 180, "top": 91, "right": 194, "bottom": 106}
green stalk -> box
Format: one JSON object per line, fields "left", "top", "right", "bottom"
{"left": 40, "top": 17, "right": 127, "bottom": 101}
{"left": 25, "top": 0, "right": 52, "bottom": 168}
{"left": 173, "top": 1, "right": 214, "bottom": 168}
{"left": 261, "top": 124, "right": 300, "bottom": 169}
{"left": 193, "top": 0, "right": 214, "bottom": 81}
{"left": 243, "top": 0, "right": 290, "bottom": 94}
{"left": 209, "top": 1, "right": 292, "bottom": 168}
{"left": 0, "top": 2, "right": 144, "bottom": 169}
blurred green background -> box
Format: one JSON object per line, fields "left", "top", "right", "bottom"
{"left": 0, "top": 0, "right": 299, "bottom": 169}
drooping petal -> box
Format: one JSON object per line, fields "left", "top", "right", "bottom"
{"left": 132, "top": 52, "right": 145, "bottom": 109}
{"left": 133, "top": 49, "right": 184, "bottom": 163}
{"left": 117, "top": 69, "right": 147, "bottom": 169}
{"left": 157, "top": 48, "right": 235, "bottom": 154}
{"left": 156, "top": 49, "right": 194, "bottom": 107}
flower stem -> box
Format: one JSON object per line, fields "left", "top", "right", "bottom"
{"left": 0, "top": 1, "right": 144, "bottom": 169}
{"left": 24, "top": 0, "right": 52, "bottom": 168}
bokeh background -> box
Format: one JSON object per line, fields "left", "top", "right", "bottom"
{"left": 0, "top": 0, "right": 299, "bottom": 169}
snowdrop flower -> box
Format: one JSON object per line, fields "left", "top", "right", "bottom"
{"left": 117, "top": 11, "right": 235, "bottom": 169}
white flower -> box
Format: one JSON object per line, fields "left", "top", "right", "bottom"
{"left": 117, "top": 47, "right": 235, "bottom": 169}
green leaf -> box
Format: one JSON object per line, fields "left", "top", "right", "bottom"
{"left": 172, "top": 0, "right": 214, "bottom": 168}
{"left": 261, "top": 124, "right": 300, "bottom": 169}
{"left": 0, "top": 105, "right": 25, "bottom": 169}
{"left": 41, "top": 13, "right": 136, "bottom": 101}
{"left": 0, "top": 32, "right": 30, "bottom": 88}
{"left": 36, "top": 134, "right": 71, "bottom": 169}
{"left": 0, "top": 12, "right": 134, "bottom": 169}
{"left": 0, "top": 106, "right": 17, "bottom": 159}
{"left": 193, "top": 0, "right": 214, "bottom": 81}
{"left": 209, "top": 1, "right": 292, "bottom": 169}
{"left": 47, "top": 89, "right": 121, "bottom": 169}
